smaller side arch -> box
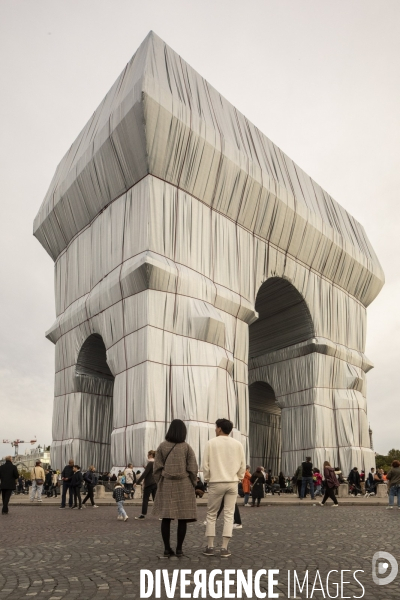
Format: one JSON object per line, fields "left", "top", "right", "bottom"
{"left": 73, "top": 333, "right": 114, "bottom": 471}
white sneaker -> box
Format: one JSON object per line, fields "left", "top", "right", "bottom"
{"left": 233, "top": 524, "right": 242, "bottom": 529}
{"left": 37, "top": 499, "right": 43, "bottom": 503}
{"left": 124, "top": 516, "right": 129, "bottom": 521}
{"left": 117, "top": 516, "right": 123, "bottom": 520}
{"left": 319, "top": 502, "right": 325, "bottom": 506}
{"left": 93, "top": 505, "right": 99, "bottom": 508}
{"left": 386, "top": 506, "right": 394, "bottom": 510}
{"left": 332, "top": 504, "right": 339, "bottom": 508}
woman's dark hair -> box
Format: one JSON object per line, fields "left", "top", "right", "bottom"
{"left": 165, "top": 419, "right": 187, "bottom": 443}
{"left": 392, "top": 460, "right": 400, "bottom": 468}
{"left": 215, "top": 418, "right": 233, "bottom": 434}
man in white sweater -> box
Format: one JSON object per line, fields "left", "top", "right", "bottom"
{"left": 202, "top": 418, "right": 246, "bottom": 557}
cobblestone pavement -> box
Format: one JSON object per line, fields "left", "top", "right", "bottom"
{"left": 10, "top": 491, "right": 388, "bottom": 506}
{"left": 0, "top": 504, "right": 399, "bottom": 599}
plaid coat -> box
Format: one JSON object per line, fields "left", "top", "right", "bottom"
{"left": 152, "top": 441, "right": 198, "bottom": 521}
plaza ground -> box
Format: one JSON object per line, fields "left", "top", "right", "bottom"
{"left": 1, "top": 500, "right": 400, "bottom": 599}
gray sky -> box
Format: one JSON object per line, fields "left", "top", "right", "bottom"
{"left": 1, "top": 0, "right": 398, "bottom": 460}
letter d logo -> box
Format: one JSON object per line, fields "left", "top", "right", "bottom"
{"left": 372, "top": 551, "right": 398, "bottom": 586}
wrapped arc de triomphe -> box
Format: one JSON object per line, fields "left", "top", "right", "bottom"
{"left": 33, "top": 32, "right": 384, "bottom": 476}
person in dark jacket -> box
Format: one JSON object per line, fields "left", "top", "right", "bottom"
{"left": 0, "top": 456, "right": 19, "bottom": 514}
{"left": 82, "top": 465, "right": 98, "bottom": 508}
{"left": 348, "top": 467, "right": 361, "bottom": 496}
{"left": 44, "top": 469, "right": 53, "bottom": 498}
{"left": 135, "top": 450, "right": 157, "bottom": 520}
{"left": 300, "top": 457, "right": 315, "bottom": 500}
{"left": 250, "top": 467, "right": 266, "bottom": 507}
{"left": 278, "top": 472, "right": 286, "bottom": 492}
{"left": 60, "top": 459, "right": 74, "bottom": 509}
{"left": 320, "top": 461, "right": 339, "bottom": 506}
{"left": 293, "top": 464, "right": 303, "bottom": 497}
{"left": 112, "top": 482, "right": 130, "bottom": 521}
{"left": 386, "top": 460, "right": 400, "bottom": 509}
{"left": 263, "top": 469, "right": 272, "bottom": 494}
{"left": 17, "top": 475, "right": 25, "bottom": 495}
{"left": 71, "top": 465, "right": 83, "bottom": 509}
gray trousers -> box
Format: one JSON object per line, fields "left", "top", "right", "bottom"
{"left": 206, "top": 482, "right": 237, "bottom": 538}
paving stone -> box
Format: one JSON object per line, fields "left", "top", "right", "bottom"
{"left": 0, "top": 505, "right": 399, "bottom": 598}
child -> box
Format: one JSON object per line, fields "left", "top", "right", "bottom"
{"left": 71, "top": 465, "right": 83, "bottom": 509}
{"left": 313, "top": 468, "right": 323, "bottom": 497}
{"left": 112, "top": 482, "right": 129, "bottom": 521}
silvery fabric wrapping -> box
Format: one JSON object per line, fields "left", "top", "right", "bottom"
{"left": 33, "top": 32, "right": 384, "bottom": 476}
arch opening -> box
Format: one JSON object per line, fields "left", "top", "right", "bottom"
{"left": 75, "top": 334, "right": 114, "bottom": 471}
{"left": 249, "top": 381, "right": 281, "bottom": 474}
{"left": 249, "top": 277, "right": 315, "bottom": 358}
{"left": 248, "top": 278, "right": 315, "bottom": 476}
{"left": 76, "top": 334, "right": 114, "bottom": 386}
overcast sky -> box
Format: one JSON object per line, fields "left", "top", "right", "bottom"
{"left": 1, "top": 0, "right": 398, "bottom": 461}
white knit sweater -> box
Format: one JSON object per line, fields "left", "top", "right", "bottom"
{"left": 202, "top": 435, "right": 246, "bottom": 483}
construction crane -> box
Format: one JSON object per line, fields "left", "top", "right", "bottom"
{"left": 2, "top": 438, "right": 37, "bottom": 456}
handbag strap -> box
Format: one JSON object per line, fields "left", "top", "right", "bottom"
{"left": 164, "top": 444, "right": 177, "bottom": 465}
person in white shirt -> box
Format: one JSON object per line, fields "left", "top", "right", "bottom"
{"left": 202, "top": 418, "right": 246, "bottom": 558}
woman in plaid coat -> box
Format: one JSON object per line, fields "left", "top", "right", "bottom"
{"left": 153, "top": 419, "right": 198, "bottom": 557}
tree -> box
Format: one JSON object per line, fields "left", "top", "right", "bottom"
{"left": 375, "top": 449, "right": 400, "bottom": 473}
{"left": 376, "top": 456, "right": 390, "bottom": 472}
{"left": 387, "top": 449, "right": 400, "bottom": 462}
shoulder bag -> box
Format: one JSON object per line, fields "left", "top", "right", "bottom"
{"left": 34, "top": 467, "right": 44, "bottom": 486}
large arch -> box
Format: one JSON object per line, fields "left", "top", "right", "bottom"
{"left": 248, "top": 278, "right": 315, "bottom": 475}
{"left": 249, "top": 277, "right": 315, "bottom": 358}
{"left": 75, "top": 334, "right": 114, "bottom": 472}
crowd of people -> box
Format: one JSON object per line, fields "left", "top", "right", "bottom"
{"left": 1, "top": 421, "right": 400, "bottom": 556}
